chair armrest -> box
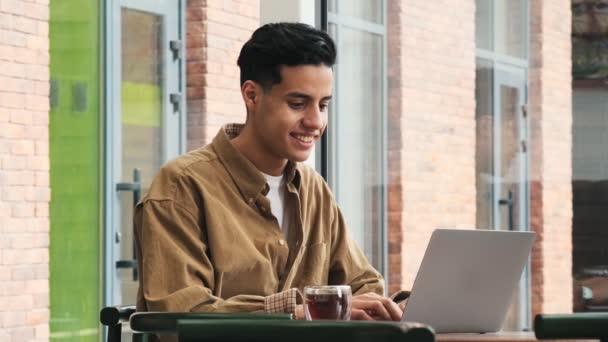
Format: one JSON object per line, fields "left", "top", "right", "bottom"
{"left": 100, "top": 305, "right": 137, "bottom": 326}
{"left": 130, "top": 311, "right": 293, "bottom": 334}
{"left": 534, "top": 313, "right": 608, "bottom": 340}
{"left": 177, "top": 320, "right": 435, "bottom": 342}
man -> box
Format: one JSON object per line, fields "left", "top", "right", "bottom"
{"left": 134, "top": 22, "right": 406, "bottom": 321}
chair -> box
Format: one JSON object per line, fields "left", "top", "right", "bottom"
{"left": 100, "top": 305, "right": 293, "bottom": 342}
{"left": 534, "top": 312, "right": 608, "bottom": 342}
{"left": 130, "top": 310, "right": 294, "bottom": 341}
{"left": 100, "top": 305, "right": 137, "bottom": 342}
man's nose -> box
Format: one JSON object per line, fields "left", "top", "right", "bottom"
{"left": 302, "top": 106, "right": 325, "bottom": 129}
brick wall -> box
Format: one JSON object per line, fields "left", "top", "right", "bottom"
{"left": 186, "top": 0, "right": 259, "bottom": 150}
{"left": 0, "top": 0, "right": 50, "bottom": 341}
{"left": 529, "top": 0, "right": 573, "bottom": 314}
{"left": 387, "top": 0, "right": 477, "bottom": 290}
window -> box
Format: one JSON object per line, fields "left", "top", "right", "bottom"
{"left": 327, "top": 0, "right": 387, "bottom": 274}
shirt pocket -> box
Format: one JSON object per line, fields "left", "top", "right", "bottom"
{"left": 298, "top": 242, "right": 330, "bottom": 286}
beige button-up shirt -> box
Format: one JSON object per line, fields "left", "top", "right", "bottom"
{"left": 134, "top": 125, "right": 384, "bottom": 314}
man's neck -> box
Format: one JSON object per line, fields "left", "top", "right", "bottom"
{"left": 230, "top": 126, "right": 288, "bottom": 176}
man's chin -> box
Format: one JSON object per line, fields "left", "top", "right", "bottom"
{"left": 288, "top": 152, "right": 313, "bottom": 163}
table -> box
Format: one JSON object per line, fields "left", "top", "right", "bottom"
{"left": 437, "top": 332, "right": 598, "bottom": 342}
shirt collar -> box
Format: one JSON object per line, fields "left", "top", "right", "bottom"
{"left": 212, "top": 124, "right": 301, "bottom": 202}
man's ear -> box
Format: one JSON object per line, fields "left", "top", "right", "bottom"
{"left": 241, "top": 80, "right": 260, "bottom": 108}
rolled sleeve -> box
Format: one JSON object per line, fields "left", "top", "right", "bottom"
{"left": 264, "top": 288, "right": 301, "bottom": 314}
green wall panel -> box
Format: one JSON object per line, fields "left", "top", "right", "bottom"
{"left": 49, "top": 0, "right": 101, "bottom": 341}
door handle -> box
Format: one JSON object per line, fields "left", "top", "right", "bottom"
{"left": 498, "top": 190, "right": 514, "bottom": 231}
{"left": 116, "top": 168, "right": 141, "bottom": 281}
{"left": 169, "top": 93, "right": 182, "bottom": 113}
{"left": 116, "top": 168, "right": 141, "bottom": 207}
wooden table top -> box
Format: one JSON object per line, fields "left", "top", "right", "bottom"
{"left": 436, "top": 332, "right": 598, "bottom": 342}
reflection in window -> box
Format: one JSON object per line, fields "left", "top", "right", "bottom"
{"left": 476, "top": 0, "right": 493, "bottom": 50}
{"left": 475, "top": 59, "right": 494, "bottom": 230}
{"left": 329, "top": 0, "right": 383, "bottom": 24}
{"left": 328, "top": 2, "right": 386, "bottom": 272}
{"left": 494, "top": 0, "right": 527, "bottom": 58}
{"left": 571, "top": 0, "right": 608, "bottom": 311}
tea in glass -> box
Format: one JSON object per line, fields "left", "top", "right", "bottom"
{"left": 304, "top": 285, "right": 352, "bottom": 320}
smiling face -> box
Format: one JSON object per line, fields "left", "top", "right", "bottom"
{"left": 240, "top": 64, "right": 333, "bottom": 170}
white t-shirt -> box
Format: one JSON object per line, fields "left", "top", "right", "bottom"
{"left": 262, "top": 172, "right": 290, "bottom": 239}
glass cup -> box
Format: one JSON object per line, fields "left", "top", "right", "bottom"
{"left": 303, "top": 285, "right": 352, "bottom": 320}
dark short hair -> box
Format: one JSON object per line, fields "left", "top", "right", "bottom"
{"left": 237, "top": 22, "right": 336, "bottom": 90}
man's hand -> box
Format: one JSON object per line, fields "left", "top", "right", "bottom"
{"left": 295, "top": 304, "right": 305, "bottom": 320}
{"left": 351, "top": 292, "right": 402, "bottom": 321}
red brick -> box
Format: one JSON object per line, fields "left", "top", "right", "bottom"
{"left": 0, "top": 0, "right": 24, "bottom": 15}
{"left": 34, "top": 323, "right": 49, "bottom": 339}
{"left": 11, "top": 202, "right": 35, "bottom": 217}
{"left": 32, "top": 293, "right": 48, "bottom": 308}
{"left": 2, "top": 248, "right": 48, "bottom": 264}
{"left": 14, "top": 16, "right": 37, "bottom": 34}
{"left": 11, "top": 139, "right": 34, "bottom": 155}
{"left": 1, "top": 310, "right": 26, "bottom": 327}
{"left": 9, "top": 326, "right": 35, "bottom": 341}
{"left": 0, "top": 44, "right": 14, "bottom": 61}
{"left": 0, "top": 61, "right": 25, "bottom": 77}
{"left": 25, "top": 309, "right": 48, "bottom": 325}
{"left": 0, "top": 13, "right": 15, "bottom": 30}
{"left": 0, "top": 295, "right": 34, "bottom": 311}
{"left": 22, "top": 2, "right": 48, "bottom": 21}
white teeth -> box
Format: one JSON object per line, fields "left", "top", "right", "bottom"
{"left": 293, "top": 134, "right": 314, "bottom": 143}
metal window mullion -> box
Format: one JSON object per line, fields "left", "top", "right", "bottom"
{"left": 163, "top": 0, "right": 183, "bottom": 161}
{"left": 492, "top": 69, "right": 501, "bottom": 231}
{"left": 104, "top": 0, "right": 123, "bottom": 308}
{"left": 491, "top": 0, "right": 496, "bottom": 52}
{"left": 476, "top": 49, "right": 529, "bottom": 69}
{"left": 327, "top": 13, "right": 385, "bottom": 35}
{"left": 179, "top": 0, "right": 186, "bottom": 153}
{"left": 331, "top": 22, "right": 341, "bottom": 197}
{"left": 121, "top": 0, "right": 166, "bottom": 14}
{"left": 319, "top": 0, "right": 329, "bottom": 179}
{"left": 380, "top": 0, "right": 388, "bottom": 283}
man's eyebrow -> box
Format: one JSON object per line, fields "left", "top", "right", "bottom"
{"left": 285, "top": 92, "right": 311, "bottom": 99}
{"left": 285, "top": 92, "right": 332, "bottom": 101}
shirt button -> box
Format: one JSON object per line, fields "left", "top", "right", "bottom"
{"left": 248, "top": 198, "right": 255, "bottom": 205}
{"left": 279, "top": 239, "right": 286, "bottom": 246}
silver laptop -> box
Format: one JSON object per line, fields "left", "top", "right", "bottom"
{"left": 401, "top": 229, "right": 536, "bottom": 333}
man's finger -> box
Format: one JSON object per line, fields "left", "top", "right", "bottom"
{"left": 351, "top": 308, "right": 374, "bottom": 321}
{"left": 398, "top": 298, "right": 409, "bottom": 311}
{"left": 380, "top": 297, "right": 403, "bottom": 321}
{"left": 353, "top": 299, "right": 392, "bottom": 321}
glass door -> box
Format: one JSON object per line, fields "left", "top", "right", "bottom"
{"left": 493, "top": 66, "right": 530, "bottom": 330}
{"left": 105, "top": 0, "right": 184, "bottom": 308}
